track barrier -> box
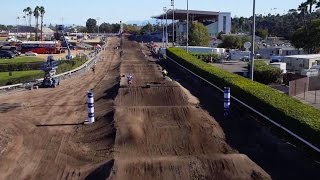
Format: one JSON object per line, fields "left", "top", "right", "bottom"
{"left": 224, "top": 87, "right": 230, "bottom": 117}
{"left": 85, "top": 90, "right": 95, "bottom": 124}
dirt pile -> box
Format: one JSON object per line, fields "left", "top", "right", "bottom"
{"left": 109, "top": 40, "right": 270, "bottom": 180}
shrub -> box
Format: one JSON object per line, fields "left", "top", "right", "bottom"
{"left": 0, "top": 62, "right": 42, "bottom": 72}
{"left": 190, "top": 53, "right": 220, "bottom": 63}
{"left": 167, "top": 47, "right": 320, "bottom": 148}
{"left": 249, "top": 60, "right": 282, "bottom": 85}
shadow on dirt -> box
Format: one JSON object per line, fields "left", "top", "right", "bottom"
{"left": 0, "top": 103, "right": 21, "bottom": 113}
{"left": 85, "top": 159, "right": 114, "bottom": 180}
{"left": 36, "top": 123, "right": 84, "bottom": 127}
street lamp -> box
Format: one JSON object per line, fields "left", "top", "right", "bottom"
{"left": 186, "top": 0, "right": 189, "bottom": 52}
{"left": 250, "top": 0, "right": 256, "bottom": 80}
{"left": 163, "top": 7, "right": 167, "bottom": 48}
{"left": 96, "top": 17, "right": 100, "bottom": 34}
{"left": 165, "top": 8, "right": 168, "bottom": 47}
{"left": 171, "top": 0, "right": 175, "bottom": 45}
{"left": 16, "top": 16, "right": 20, "bottom": 37}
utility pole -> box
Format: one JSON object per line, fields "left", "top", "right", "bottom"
{"left": 250, "top": 0, "right": 256, "bottom": 80}
{"left": 165, "top": 9, "right": 168, "bottom": 48}
{"left": 16, "top": 16, "right": 20, "bottom": 38}
{"left": 186, "top": 0, "right": 189, "bottom": 52}
{"left": 163, "top": 7, "right": 167, "bottom": 48}
{"left": 171, "top": 0, "right": 175, "bottom": 45}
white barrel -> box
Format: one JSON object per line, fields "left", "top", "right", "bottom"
{"left": 224, "top": 87, "right": 231, "bottom": 117}
{"left": 87, "top": 90, "right": 95, "bottom": 123}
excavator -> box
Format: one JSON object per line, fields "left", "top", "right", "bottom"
{"left": 57, "top": 25, "right": 73, "bottom": 60}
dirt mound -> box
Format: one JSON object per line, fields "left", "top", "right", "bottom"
{"left": 116, "top": 87, "right": 189, "bottom": 106}
{"left": 109, "top": 155, "right": 269, "bottom": 180}
{"left": 110, "top": 39, "right": 271, "bottom": 179}
{"left": 0, "top": 37, "right": 121, "bottom": 179}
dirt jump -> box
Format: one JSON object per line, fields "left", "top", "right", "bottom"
{"left": 0, "top": 37, "right": 270, "bottom": 179}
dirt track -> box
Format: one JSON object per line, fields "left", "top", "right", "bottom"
{"left": 0, "top": 37, "right": 270, "bottom": 179}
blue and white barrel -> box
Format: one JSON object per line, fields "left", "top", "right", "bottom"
{"left": 224, "top": 87, "right": 231, "bottom": 117}
{"left": 87, "top": 90, "right": 95, "bottom": 123}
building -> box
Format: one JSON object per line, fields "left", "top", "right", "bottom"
{"left": 152, "top": 9, "right": 231, "bottom": 45}
{"left": 256, "top": 47, "right": 305, "bottom": 59}
{"left": 283, "top": 54, "right": 320, "bottom": 72}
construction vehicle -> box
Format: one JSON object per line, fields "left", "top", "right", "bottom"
{"left": 57, "top": 25, "right": 73, "bottom": 60}
{"left": 39, "top": 55, "right": 60, "bottom": 88}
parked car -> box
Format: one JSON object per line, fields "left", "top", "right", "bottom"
{"left": 25, "top": 51, "right": 38, "bottom": 56}
{"left": 240, "top": 56, "right": 250, "bottom": 62}
{"left": 0, "top": 50, "right": 15, "bottom": 59}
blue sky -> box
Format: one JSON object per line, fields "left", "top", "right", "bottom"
{"left": 0, "top": 0, "right": 304, "bottom": 25}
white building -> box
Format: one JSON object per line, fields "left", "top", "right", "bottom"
{"left": 283, "top": 54, "right": 320, "bottom": 72}
{"left": 153, "top": 9, "right": 231, "bottom": 45}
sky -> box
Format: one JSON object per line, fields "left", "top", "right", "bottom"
{"left": 0, "top": 0, "right": 304, "bottom": 26}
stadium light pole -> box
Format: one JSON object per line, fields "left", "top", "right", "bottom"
{"left": 166, "top": 8, "right": 168, "bottom": 48}
{"left": 250, "top": 0, "right": 256, "bottom": 81}
{"left": 16, "top": 16, "right": 20, "bottom": 37}
{"left": 186, "top": 0, "right": 189, "bottom": 52}
{"left": 171, "top": 0, "right": 175, "bottom": 46}
{"left": 163, "top": 7, "right": 167, "bottom": 48}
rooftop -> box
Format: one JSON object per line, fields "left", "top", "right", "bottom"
{"left": 285, "top": 54, "right": 320, "bottom": 59}
{"left": 152, "top": 9, "right": 229, "bottom": 20}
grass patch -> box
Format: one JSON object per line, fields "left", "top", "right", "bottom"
{"left": 0, "top": 56, "right": 89, "bottom": 86}
{"left": 0, "top": 70, "right": 43, "bottom": 86}
{"left": 0, "top": 56, "right": 44, "bottom": 64}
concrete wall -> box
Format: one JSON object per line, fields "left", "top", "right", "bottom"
{"left": 289, "top": 77, "right": 309, "bottom": 96}
{"left": 309, "top": 75, "right": 320, "bottom": 91}
{"left": 218, "top": 12, "right": 231, "bottom": 34}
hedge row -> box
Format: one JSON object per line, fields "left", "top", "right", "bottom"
{"left": 190, "top": 53, "right": 220, "bottom": 62}
{"left": 0, "top": 62, "right": 42, "bottom": 72}
{"left": 0, "top": 56, "right": 88, "bottom": 86}
{"left": 56, "top": 56, "right": 87, "bottom": 74}
{"left": 251, "top": 60, "right": 282, "bottom": 85}
{"left": 167, "top": 47, "right": 320, "bottom": 148}
{"left": 0, "top": 70, "right": 43, "bottom": 86}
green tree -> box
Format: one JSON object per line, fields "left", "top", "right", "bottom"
{"left": 256, "top": 28, "right": 268, "bottom": 39}
{"left": 239, "top": 16, "right": 245, "bottom": 32}
{"left": 218, "top": 35, "right": 242, "bottom": 49}
{"left": 39, "top": 6, "right": 45, "bottom": 41}
{"left": 241, "top": 36, "right": 251, "bottom": 45}
{"left": 189, "top": 22, "right": 209, "bottom": 46}
{"left": 99, "top": 23, "right": 112, "bottom": 33}
{"left": 291, "top": 19, "right": 320, "bottom": 54}
{"left": 111, "top": 23, "right": 120, "bottom": 33}
{"left": 33, "top": 6, "right": 40, "bottom": 41}
{"left": 86, "top": 18, "right": 97, "bottom": 33}
{"left": 307, "top": 0, "right": 317, "bottom": 14}
{"left": 123, "top": 24, "right": 139, "bottom": 34}
{"left": 140, "top": 23, "right": 154, "bottom": 34}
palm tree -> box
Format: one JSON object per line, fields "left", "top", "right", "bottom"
{"left": 307, "top": 0, "right": 317, "bottom": 14}
{"left": 239, "top": 17, "right": 245, "bottom": 33}
{"left": 23, "top": 7, "right": 32, "bottom": 37}
{"left": 33, "top": 6, "right": 40, "bottom": 41}
{"left": 316, "top": 1, "right": 320, "bottom": 9}
{"left": 298, "top": 2, "right": 308, "bottom": 27}
{"left": 39, "top": 6, "right": 45, "bottom": 41}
